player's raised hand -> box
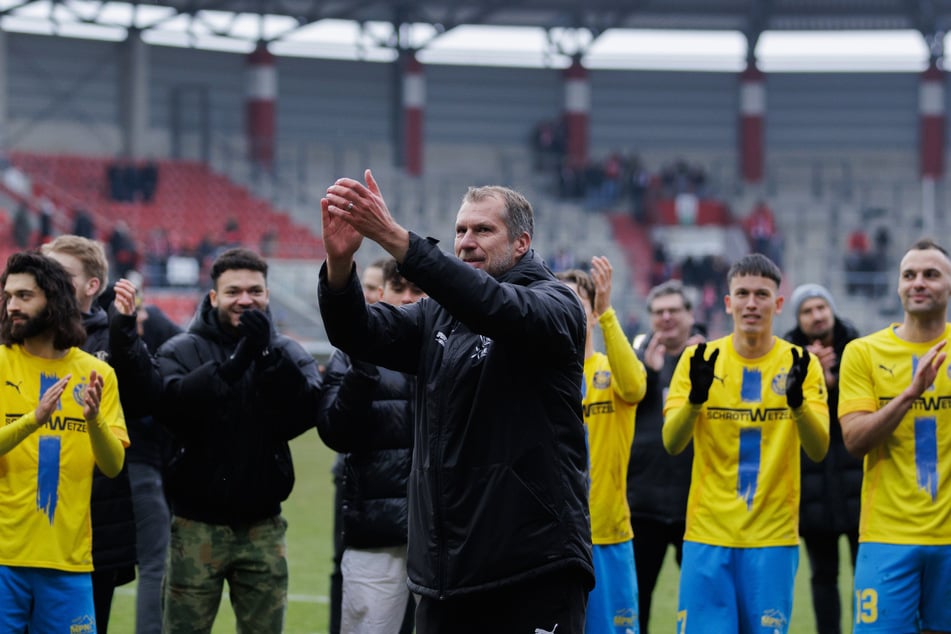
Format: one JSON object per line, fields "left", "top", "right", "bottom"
{"left": 786, "top": 347, "right": 810, "bottom": 409}
{"left": 688, "top": 343, "right": 719, "bottom": 404}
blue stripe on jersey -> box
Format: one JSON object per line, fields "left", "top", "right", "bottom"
{"left": 912, "top": 355, "right": 936, "bottom": 392}
{"left": 39, "top": 372, "right": 63, "bottom": 410}
{"left": 915, "top": 416, "right": 938, "bottom": 501}
{"left": 741, "top": 367, "right": 762, "bottom": 403}
{"left": 738, "top": 427, "right": 761, "bottom": 510}
{"left": 36, "top": 435, "right": 61, "bottom": 525}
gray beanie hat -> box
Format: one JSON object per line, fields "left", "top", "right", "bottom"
{"left": 790, "top": 283, "right": 837, "bottom": 317}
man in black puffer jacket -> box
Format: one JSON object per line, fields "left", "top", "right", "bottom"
{"left": 156, "top": 248, "right": 322, "bottom": 634}
{"left": 317, "top": 258, "right": 421, "bottom": 634}
{"left": 784, "top": 283, "right": 862, "bottom": 634}
{"left": 319, "top": 173, "right": 593, "bottom": 634}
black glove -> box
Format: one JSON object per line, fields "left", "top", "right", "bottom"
{"left": 786, "top": 347, "right": 810, "bottom": 409}
{"left": 238, "top": 309, "right": 272, "bottom": 357}
{"left": 688, "top": 342, "right": 720, "bottom": 405}
{"left": 218, "top": 310, "right": 272, "bottom": 383}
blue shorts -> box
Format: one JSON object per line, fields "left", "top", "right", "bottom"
{"left": 853, "top": 542, "right": 951, "bottom": 633}
{"left": 0, "top": 565, "right": 95, "bottom": 633}
{"left": 586, "top": 540, "right": 639, "bottom": 634}
{"left": 676, "top": 542, "right": 797, "bottom": 634}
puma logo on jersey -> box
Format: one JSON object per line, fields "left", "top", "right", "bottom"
{"left": 879, "top": 364, "right": 895, "bottom": 377}
{"left": 5, "top": 380, "right": 21, "bottom": 394}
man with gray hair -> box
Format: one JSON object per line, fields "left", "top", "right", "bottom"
{"left": 783, "top": 283, "right": 861, "bottom": 634}
{"left": 628, "top": 279, "right": 705, "bottom": 633}
{"left": 319, "top": 171, "right": 593, "bottom": 633}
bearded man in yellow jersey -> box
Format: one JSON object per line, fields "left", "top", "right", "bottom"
{"left": 558, "top": 256, "right": 646, "bottom": 634}
{"left": 839, "top": 238, "right": 951, "bottom": 634}
{"left": 663, "top": 252, "right": 829, "bottom": 634}
{"left": 0, "top": 251, "right": 127, "bottom": 633}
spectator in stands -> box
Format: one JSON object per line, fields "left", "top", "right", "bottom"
{"left": 743, "top": 200, "right": 780, "bottom": 265}
{"left": 156, "top": 247, "right": 322, "bottom": 634}
{"left": 223, "top": 217, "right": 242, "bottom": 249}
{"left": 108, "top": 221, "right": 140, "bottom": 282}
{"left": 106, "top": 159, "right": 140, "bottom": 203}
{"left": 260, "top": 229, "right": 279, "bottom": 257}
{"left": 783, "top": 284, "right": 861, "bottom": 634}
{"left": 0, "top": 251, "right": 127, "bottom": 633}
{"left": 629, "top": 280, "right": 705, "bottom": 634}
{"left": 550, "top": 245, "right": 576, "bottom": 273}
{"left": 42, "top": 236, "right": 159, "bottom": 633}
{"left": 73, "top": 207, "right": 95, "bottom": 239}
{"left": 12, "top": 202, "right": 31, "bottom": 248}
{"left": 144, "top": 227, "right": 173, "bottom": 287}
{"left": 530, "top": 118, "right": 565, "bottom": 171}
{"left": 138, "top": 160, "right": 159, "bottom": 203}
{"left": 318, "top": 258, "right": 422, "bottom": 634}
{"left": 650, "top": 242, "right": 672, "bottom": 288}
{"left": 37, "top": 197, "right": 55, "bottom": 246}
{"left": 319, "top": 172, "right": 594, "bottom": 632}
{"left": 845, "top": 226, "right": 873, "bottom": 296}
{"left": 625, "top": 156, "right": 651, "bottom": 222}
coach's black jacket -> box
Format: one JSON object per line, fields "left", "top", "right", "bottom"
{"left": 319, "top": 233, "right": 594, "bottom": 599}
{"left": 155, "top": 296, "right": 322, "bottom": 525}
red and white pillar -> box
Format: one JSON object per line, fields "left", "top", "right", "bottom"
{"left": 739, "top": 62, "right": 766, "bottom": 185}
{"left": 920, "top": 61, "right": 945, "bottom": 179}
{"left": 920, "top": 60, "right": 945, "bottom": 234}
{"left": 402, "top": 51, "right": 425, "bottom": 176}
{"left": 563, "top": 57, "right": 590, "bottom": 168}
{"left": 246, "top": 42, "right": 277, "bottom": 171}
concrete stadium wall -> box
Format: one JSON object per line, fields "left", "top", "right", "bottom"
{"left": 0, "top": 31, "right": 939, "bottom": 163}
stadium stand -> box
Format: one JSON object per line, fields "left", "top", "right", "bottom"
{"left": 6, "top": 151, "right": 324, "bottom": 261}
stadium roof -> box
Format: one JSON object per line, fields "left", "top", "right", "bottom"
{"left": 0, "top": 1, "right": 947, "bottom": 70}
{"left": 7, "top": 1, "right": 951, "bottom": 41}
{"left": 105, "top": 1, "right": 951, "bottom": 35}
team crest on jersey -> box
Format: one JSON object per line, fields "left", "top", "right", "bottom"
{"left": 72, "top": 381, "right": 87, "bottom": 407}
{"left": 593, "top": 370, "right": 611, "bottom": 389}
{"left": 760, "top": 608, "right": 787, "bottom": 632}
{"left": 770, "top": 371, "right": 788, "bottom": 397}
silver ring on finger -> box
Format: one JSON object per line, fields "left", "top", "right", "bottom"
{"left": 347, "top": 201, "right": 354, "bottom": 211}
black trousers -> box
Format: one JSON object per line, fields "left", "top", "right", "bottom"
{"left": 803, "top": 530, "right": 859, "bottom": 634}
{"left": 631, "top": 517, "right": 685, "bottom": 634}
{"left": 416, "top": 568, "right": 588, "bottom": 634}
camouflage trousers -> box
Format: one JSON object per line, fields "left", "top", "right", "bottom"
{"left": 162, "top": 515, "right": 288, "bottom": 634}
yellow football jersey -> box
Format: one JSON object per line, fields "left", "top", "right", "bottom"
{"left": 839, "top": 324, "right": 951, "bottom": 544}
{"left": 0, "top": 345, "right": 128, "bottom": 572}
{"left": 665, "top": 335, "right": 828, "bottom": 547}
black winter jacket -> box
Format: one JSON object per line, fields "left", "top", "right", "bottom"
{"left": 82, "top": 307, "right": 137, "bottom": 580}
{"left": 784, "top": 317, "right": 863, "bottom": 535}
{"left": 156, "top": 295, "right": 321, "bottom": 525}
{"left": 109, "top": 307, "right": 180, "bottom": 469}
{"left": 319, "top": 234, "right": 594, "bottom": 599}
{"left": 317, "top": 349, "right": 414, "bottom": 549}
{"left": 627, "top": 332, "right": 694, "bottom": 526}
